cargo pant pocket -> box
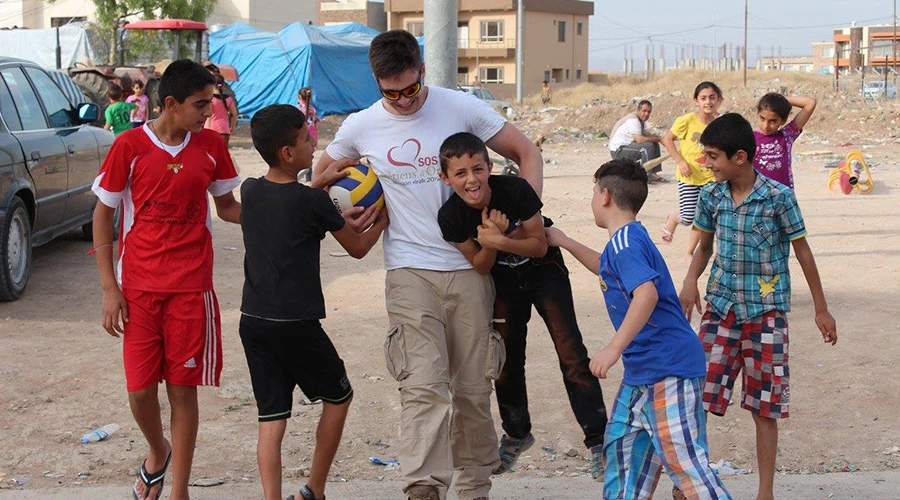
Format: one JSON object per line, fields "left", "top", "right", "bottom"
{"left": 384, "top": 324, "right": 410, "bottom": 382}
{"left": 486, "top": 329, "right": 507, "bottom": 380}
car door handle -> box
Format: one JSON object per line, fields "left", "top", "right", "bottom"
{"left": 31, "top": 151, "right": 41, "bottom": 161}
{"left": 67, "top": 145, "right": 76, "bottom": 156}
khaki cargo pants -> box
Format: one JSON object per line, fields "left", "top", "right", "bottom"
{"left": 384, "top": 268, "right": 505, "bottom": 500}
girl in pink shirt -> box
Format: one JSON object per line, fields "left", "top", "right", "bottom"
{"left": 754, "top": 93, "right": 817, "bottom": 189}
{"left": 205, "top": 75, "right": 238, "bottom": 147}
{"left": 297, "top": 87, "right": 319, "bottom": 144}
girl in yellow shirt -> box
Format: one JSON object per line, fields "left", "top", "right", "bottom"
{"left": 661, "top": 81, "right": 723, "bottom": 261}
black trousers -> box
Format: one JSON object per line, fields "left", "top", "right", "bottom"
{"left": 492, "top": 247, "right": 608, "bottom": 449}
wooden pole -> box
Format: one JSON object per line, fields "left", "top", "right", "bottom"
{"left": 743, "top": 0, "right": 748, "bottom": 86}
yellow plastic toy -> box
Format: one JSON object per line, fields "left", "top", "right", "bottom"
{"left": 827, "top": 150, "right": 874, "bottom": 195}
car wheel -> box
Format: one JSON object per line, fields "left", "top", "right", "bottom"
{"left": 0, "top": 197, "right": 32, "bottom": 301}
{"left": 82, "top": 204, "right": 121, "bottom": 242}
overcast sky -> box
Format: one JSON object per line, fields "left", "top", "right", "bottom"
{"left": 588, "top": 0, "right": 895, "bottom": 71}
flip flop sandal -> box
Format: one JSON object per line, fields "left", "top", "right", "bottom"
{"left": 661, "top": 214, "right": 677, "bottom": 243}
{"left": 287, "top": 484, "right": 325, "bottom": 500}
{"left": 133, "top": 450, "right": 172, "bottom": 500}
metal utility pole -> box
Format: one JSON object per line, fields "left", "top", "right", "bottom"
{"left": 516, "top": 0, "right": 524, "bottom": 103}
{"left": 712, "top": 10, "right": 717, "bottom": 77}
{"left": 743, "top": 0, "right": 748, "bottom": 86}
{"left": 424, "top": 0, "right": 458, "bottom": 89}
{"left": 894, "top": 0, "right": 897, "bottom": 86}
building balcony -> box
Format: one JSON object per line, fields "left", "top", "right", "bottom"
{"left": 458, "top": 38, "right": 516, "bottom": 59}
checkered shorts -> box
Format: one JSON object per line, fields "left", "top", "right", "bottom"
{"left": 699, "top": 307, "right": 790, "bottom": 419}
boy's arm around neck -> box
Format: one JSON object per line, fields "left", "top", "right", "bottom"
{"left": 451, "top": 238, "right": 497, "bottom": 274}
{"left": 792, "top": 236, "right": 838, "bottom": 345}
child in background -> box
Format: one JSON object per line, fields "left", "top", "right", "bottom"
{"left": 103, "top": 82, "right": 136, "bottom": 136}
{"left": 540, "top": 80, "right": 552, "bottom": 105}
{"left": 127, "top": 80, "right": 150, "bottom": 129}
{"left": 680, "top": 113, "right": 837, "bottom": 500}
{"left": 547, "top": 159, "right": 730, "bottom": 500}
{"left": 754, "top": 93, "right": 817, "bottom": 189}
{"left": 205, "top": 74, "right": 238, "bottom": 147}
{"left": 661, "top": 81, "right": 722, "bottom": 261}
{"left": 297, "top": 87, "right": 319, "bottom": 144}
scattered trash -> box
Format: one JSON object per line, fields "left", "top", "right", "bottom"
{"left": 709, "top": 459, "right": 749, "bottom": 475}
{"left": 882, "top": 446, "right": 900, "bottom": 456}
{"left": 369, "top": 457, "right": 400, "bottom": 467}
{"left": 329, "top": 251, "right": 350, "bottom": 257}
{"left": 222, "top": 246, "right": 237, "bottom": 251}
{"left": 191, "top": 477, "right": 226, "bottom": 487}
{"left": 837, "top": 142, "right": 854, "bottom": 147}
{"left": 80, "top": 423, "right": 120, "bottom": 443}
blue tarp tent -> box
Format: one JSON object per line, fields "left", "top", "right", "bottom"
{"left": 209, "top": 22, "right": 381, "bottom": 118}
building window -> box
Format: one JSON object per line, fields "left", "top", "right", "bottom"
{"left": 565, "top": 69, "right": 570, "bottom": 80}
{"left": 480, "top": 67, "right": 504, "bottom": 84}
{"left": 51, "top": 16, "right": 86, "bottom": 27}
{"left": 823, "top": 46, "right": 834, "bottom": 58}
{"left": 558, "top": 21, "right": 566, "bottom": 42}
{"left": 576, "top": 69, "right": 582, "bottom": 79}
{"left": 577, "top": 22, "right": 583, "bottom": 36}
{"left": 406, "top": 21, "right": 424, "bottom": 37}
{"left": 480, "top": 20, "right": 504, "bottom": 42}
{"left": 871, "top": 40, "right": 893, "bottom": 58}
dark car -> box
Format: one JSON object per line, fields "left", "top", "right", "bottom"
{"left": 0, "top": 57, "right": 112, "bottom": 301}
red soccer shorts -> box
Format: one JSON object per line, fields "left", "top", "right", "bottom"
{"left": 122, "top": 289, "right": 222, "bottom": 392}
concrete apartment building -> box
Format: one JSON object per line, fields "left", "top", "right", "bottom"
{"left": 755, "top": 42, "right": 834, "bottom": 75}
{"left": 383, "top": 0, "right": 593, "bottom": 99}
{"left": 834, "top": 24, "right": 899, "bottom": 75}
{"left": 0, "top": 0, "right": 318, "bottom": 33}
{"left": 320, "top": 0, "right": 387, "bottom": 32}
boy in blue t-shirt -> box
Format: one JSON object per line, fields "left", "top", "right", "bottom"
{"left": 548, "top": 159, "right": 731, "bottom": 500}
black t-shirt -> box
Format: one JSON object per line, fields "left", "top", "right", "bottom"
{"left": 437, "top": 175, "right": 542, "bottom": 262}
{"left": 240, "top": 177, "right": 345, "bottom": 320}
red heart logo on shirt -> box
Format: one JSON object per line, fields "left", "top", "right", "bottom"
{"left": 387, "top": 138, "right": 421, "bottom": 168}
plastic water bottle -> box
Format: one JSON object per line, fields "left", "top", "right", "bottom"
{"left": 79, "top": 424, "right": 120, "bottom": 443}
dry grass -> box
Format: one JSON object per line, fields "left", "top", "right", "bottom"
{"left": 513, "top": 70, "right": 900, "bottom": 143}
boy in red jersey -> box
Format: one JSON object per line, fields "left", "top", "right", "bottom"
{"left": 90, "top": 59, "right": 242, "bottom": 500}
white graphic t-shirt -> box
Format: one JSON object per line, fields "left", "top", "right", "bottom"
{"left": 327, "top": 87, "right": 506, "bottom": 271}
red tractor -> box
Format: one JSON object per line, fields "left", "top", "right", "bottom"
{"left": 67, "top": 19, "right": 237, "bottom": 125}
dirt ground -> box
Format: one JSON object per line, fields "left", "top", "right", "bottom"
{"left": 2, "top": 74, "right": 900, "bottom": 497}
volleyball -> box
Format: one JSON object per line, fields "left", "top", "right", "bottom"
{"left": 327, "top": 164, "right": 385, "bottom": 214}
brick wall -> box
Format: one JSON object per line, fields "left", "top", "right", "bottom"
{"left": 319, "top": 9, "right": 368, "bottom": 25}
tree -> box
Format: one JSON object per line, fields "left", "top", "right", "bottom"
{"left": 89, "top": 0, "right": 217, "bottom": 64}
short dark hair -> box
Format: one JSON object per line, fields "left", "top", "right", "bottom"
{"left": 694, "top": 81, "right": 723, "bottom": 99}
{"left": 369, "top": 30, "right": 422, "bottom": 80}
{"left": 757, "top": 92, "right": 791, "bottom": 120}
{"left": 637, "top": 99, "right": 652, "bottom": 110}
{"left": 132, "top": 79, "right": 144, "bottom": 89}
{"left": 158, "top": 59, "right": 216, "bottom": 104}
{"left": 439, "top": 132, "right": 490, "bottom": 174}
{"left": 700, "top": 113, "right": 756, "bottom": 163}
{"left": 251, "top": 104, "right": 306, "bottom": 167}
{"left": 106, "top": 82, "right": 123, "bottom": 101}
{"left": 593, "top": 159, "right": 649, "bottom": 214}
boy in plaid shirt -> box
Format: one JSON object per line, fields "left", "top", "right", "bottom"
{"left": 548, "top": 159, "right": 731, "bottom": 500}
{"left": 680, "top": 113, "right": 837, "bottom": 500}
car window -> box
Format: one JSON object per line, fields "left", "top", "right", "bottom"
{"left": 25, "top": 67, "right": 75, "bottom": 128}
{"left": 473, "top": 89, "right": 484, "bottom": 99}
{"left": 0, "top": 67, "right": 48, "bottom": 130}
{"left": 482, "top": 89, "right": 496, "bottom": 100}
{"left": 0, "top": 77, "right": 22, "bottom": 131}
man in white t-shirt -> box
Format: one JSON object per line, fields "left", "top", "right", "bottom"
{"left": 608, "top": 100, "right": 666, "bottom": 183}
{"left": 312, "top": 30, "right": 542, "bottom": 500}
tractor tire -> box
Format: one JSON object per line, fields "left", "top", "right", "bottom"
{"left": 145, "top": 77, "right": 161, "bottom": 119}
{"left": 70, "top": 71, "right": 110, "bottom": 126}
